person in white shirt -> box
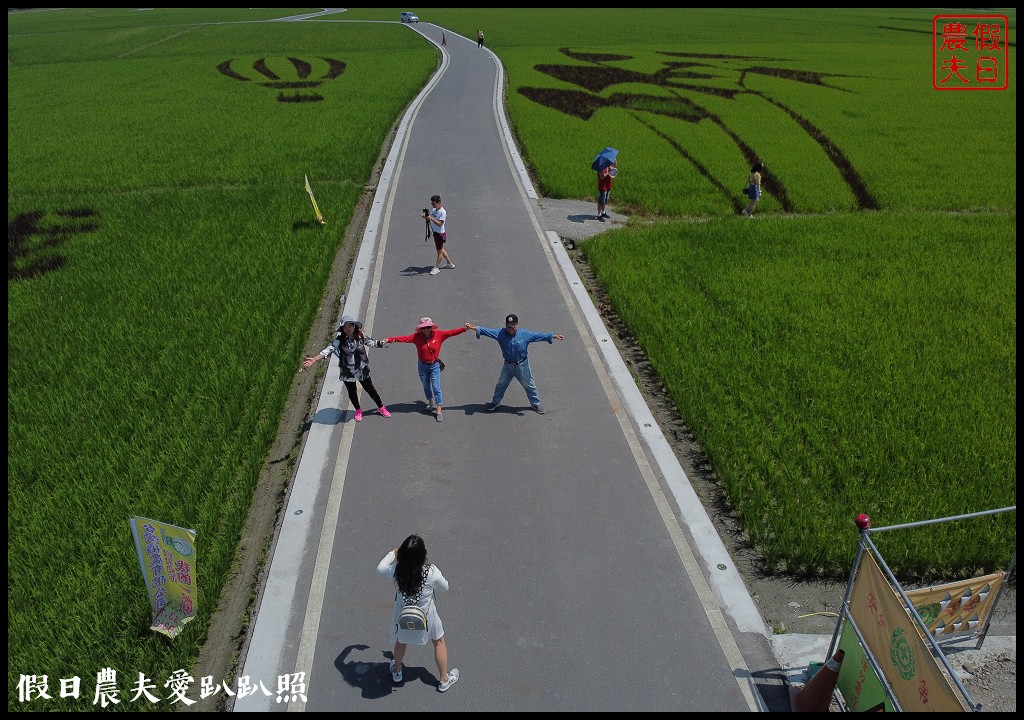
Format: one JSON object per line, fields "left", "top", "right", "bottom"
{"left": 377, "top": 535, "right": 460, "bottom": 692}
{"left": 422, "top": 194, "right": 455, "bottom": 276}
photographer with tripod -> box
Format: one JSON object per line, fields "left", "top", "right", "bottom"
{"left": 422, "top": 194, "right": 455, "bottom": 276}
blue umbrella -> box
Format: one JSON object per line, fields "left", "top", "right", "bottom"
{"left": 591, "top": 146, "right": 619, "bottom": 172}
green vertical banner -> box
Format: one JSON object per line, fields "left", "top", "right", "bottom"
{"left": 129, "top": 516, "right": 197, "bottom": 639}
{"left": 836, "top": 619, "right": 896, "bottom": 712}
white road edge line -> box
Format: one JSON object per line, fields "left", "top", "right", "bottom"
{"left": 234, "top": 26, "right": 450, "bottom": 713}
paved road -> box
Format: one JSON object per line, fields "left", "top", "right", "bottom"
{"left": 236, "top": 23, "right": 784, "bottom": 712}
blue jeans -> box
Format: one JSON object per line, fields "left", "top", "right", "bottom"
{"left": 417, "top": 361, "right": 442, "bottom": 405}
{"left": 492, "top": 359, "right": 540, "bottom": 407}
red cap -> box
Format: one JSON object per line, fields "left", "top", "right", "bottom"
{"left": 855, "top": 513, "right": 871, "bottom": 530}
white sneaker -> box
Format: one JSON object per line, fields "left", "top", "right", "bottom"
{"left": 438, "top": 668, "right": 459, "bottom": 693}
{"left": 429, "top": 267, "right": 440, "bottom": 275}
{"left": 444, "top": 261, "right": 456, "bottom": 269}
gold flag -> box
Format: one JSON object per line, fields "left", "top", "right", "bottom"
{"left": 304, "top": 174, "right": 325, "bottom": 224}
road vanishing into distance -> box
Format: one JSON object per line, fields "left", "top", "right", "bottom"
{"left": 236, "top": 16, "right": 784, "bottom": 712}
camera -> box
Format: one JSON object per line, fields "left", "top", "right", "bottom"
{"left": 422, "top": 208, "right": 430, "bottom": 216}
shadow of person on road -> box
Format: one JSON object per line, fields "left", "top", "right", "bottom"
{"left": 491, "top": 404, "right": 529, "bottom": 415}
{"left": 309, "top": 400, "right": 442, "bottom": 427}
{"left": 333, "top": 643, "right": 393, "bottom": 699}
{"left": 399, "top": 265, "right": 438, "bottom": 276}
{"left": 334, "top": 644, "right": 443, "bottom": 698}
{"left": 371, "top": 400, "right": 432, "bottom": 416}
{"left": 410, "top": 402, "right": 524, "bottom": 417}
{"left": 310, "top": 407, "right": 348, "bottom": 426}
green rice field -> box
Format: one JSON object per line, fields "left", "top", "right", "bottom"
{"left": 8, "top": 8, "right": 436, "bottom": 710}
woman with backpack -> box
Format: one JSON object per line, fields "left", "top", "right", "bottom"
{"left": 377, "top": 535, "right": 460, "bottom": 693}
{"left": 302, "top": 314, "right": 390, "bottom": 422}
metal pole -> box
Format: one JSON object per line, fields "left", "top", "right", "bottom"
{"left": 864, "top": 506, "right": 1015, "bottom": 535}
{"left": 827, "top": 518, "right": 870, "bottom": 659}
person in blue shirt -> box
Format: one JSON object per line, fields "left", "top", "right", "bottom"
{"left": 465, "top": 313, "right": 564, "bottom": 414}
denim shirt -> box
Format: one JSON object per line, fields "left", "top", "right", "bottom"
{"left": 475, "top": 326, "right": 553, "bottom": 363}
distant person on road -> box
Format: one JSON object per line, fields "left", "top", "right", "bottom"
{"left": 384, "top": 317, "right": 468, "bottom": 422}
{"left": 377, "top": 535, "right": 460, "bottom": 693}
{"left": 741, "top": 161, "right": 764, "bottom": 217}
{"left": 597, "top": 162, "right": 615, "bottom": 221}
{"left": 303, "top": 315, "right": 389, "bottom": 422}
{"left": 465, "top": 313, "right": 564, "bottom": 414}
{"left": 477, "top": 29, "right": 484, "bottom": 49}
{"left": 422, "top": 194, "right": 455, "bottom": 275}
{"left": 441, "top": 31, "right": 446, "bottom": 46}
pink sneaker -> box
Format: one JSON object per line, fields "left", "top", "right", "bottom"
{"left": 378, "top": 406, "right": 391, "bottom": 418}
{"left": 354, "top": 409, "right": 363, "bottom": 422}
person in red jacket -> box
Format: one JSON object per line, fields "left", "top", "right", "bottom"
{"left": 385, "top": 317, "right": 468, "bottom": 422}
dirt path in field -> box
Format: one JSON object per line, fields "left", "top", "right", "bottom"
{"left": 186, "top": 135, "right": 1015, "bottom": 712}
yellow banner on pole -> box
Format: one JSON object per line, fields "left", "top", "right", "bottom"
{"left": 129, "top": 516, "right": 197, "bottom": 639}
{"left": 848, "top": 552, "right": 965, "bottom": 711}
{"left": 304, "top": 174, "right": 325, "bottom": 225}
{"left": 906, "top": 572, "right": 1005, "bottom": 638}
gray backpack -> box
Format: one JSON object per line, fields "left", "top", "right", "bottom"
{"left": 397, "top": 591, "right": 432, "bottom": 632}
{"left": 399, "top": 603, "right": 428, "bottom": 631}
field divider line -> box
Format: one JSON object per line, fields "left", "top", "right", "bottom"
{"left": 119, "top": 26, "right": 200, "bottom": 58}
{"left": 281, "top": 31, "right": 451, "bottom": 713}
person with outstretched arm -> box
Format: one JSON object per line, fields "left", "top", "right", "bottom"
{"left": 465, "top": 313, "right": 564, "bottom": 414}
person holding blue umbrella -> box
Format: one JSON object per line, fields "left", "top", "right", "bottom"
{"left": 592, "top": 147, "right": 618, "bottom": 222}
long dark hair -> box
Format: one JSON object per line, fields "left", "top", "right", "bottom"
{"left": 394, "top": 534, "right": 429, "bottom": 598}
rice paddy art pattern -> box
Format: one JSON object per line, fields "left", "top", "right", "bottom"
{"left": 519, "top": 48, "right": 879, "bottom": 211}
{"left": 8, "top": 209, "right": 98, "bottom": 281}
{"left": 217, "top": 57, "right": 346, "bottom": 103}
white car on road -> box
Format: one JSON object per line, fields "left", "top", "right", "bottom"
{"left": 400, "top": 12, "right": 419, "bottom": 23}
